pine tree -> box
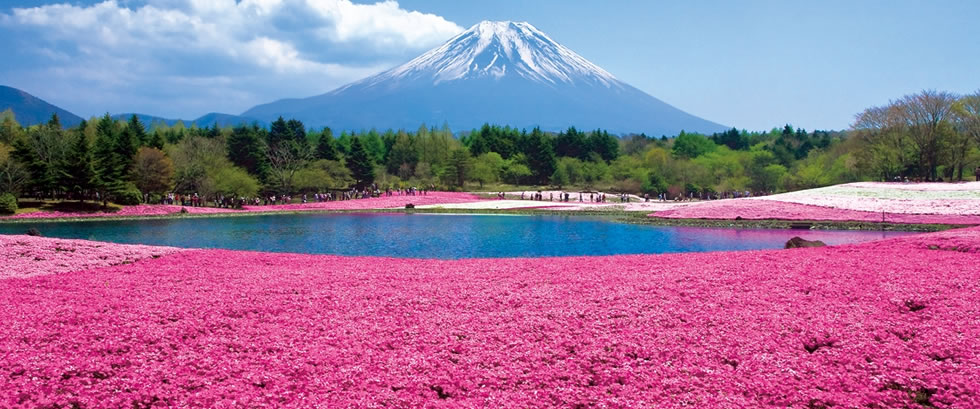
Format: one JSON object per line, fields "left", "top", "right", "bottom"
{"left": 47, "top": 113, "right": 62, "bottom": 130}
{"left": 116, "top": 117, "right": 139, "bottom": 177}
{"left": 227, "top": 124, "right": 267, "bottom": 177}
{"left": 126, "top": 115, "right": 148, "bottom": 146}
{"left": 267, "top": 116, "right": 289, "bottom": 149}
{"left": 347, "top": 137, "right": 375, "bottom": 189}
{"left": 148, "top": 131, "right": 164, "bottom": 150}
{"left": 93, "top": 113, "right": 122, "bottom": 200}
{"left": 63, "top": 131, "right": 97, "bottom": 200}
{"left": 316, "top": 127, "right": 338, "bottom": 160}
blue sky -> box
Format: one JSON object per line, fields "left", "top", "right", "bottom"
{"left": 1, "top": 0, "right": 977, "bottom": 131}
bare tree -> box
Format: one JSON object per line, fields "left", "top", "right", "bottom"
{"left": 0, "top": 156, "right": 29, "bottom": 195}
{"left": 266, "top": 140, "right": 311, "bottom": 196}
{"left": 955, "top": 90, "right": 980, "bottom": 145}
{"left": 852, "top": 105, "right": 913, "bottom": 180}
{"left": 892, "top": 90, "right": 957, "bottom": 180}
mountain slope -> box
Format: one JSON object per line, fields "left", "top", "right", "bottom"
{"left": 0, "top": 85, "right": 83, "bottom": 128}
{"left": 243, "top": 21, "right": 726, "bottom": 135}
{"left": 111, "top": 112, "right": 265, "bottom": 128}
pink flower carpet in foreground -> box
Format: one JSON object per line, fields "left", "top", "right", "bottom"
{"left": 2, "top": 193, "right": 480, "bottom": 220}
{"left": 2, "top": 230, "right": 979, "bottom": 407}
{"left": 651, "top": 199, "right": 980, "bottom": 225}
{"left": 0, "top": 235, "right": 181, "bottom": 279}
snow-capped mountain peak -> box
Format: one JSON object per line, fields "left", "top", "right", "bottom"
{"left": 364, "top": 20, "right": 620, "bottom": 88}
{"left": 243, "top": 20, "right": 727, "bottom": 136}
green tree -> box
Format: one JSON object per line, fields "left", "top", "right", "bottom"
{"left": 267, "top": 116, "right": 290, "bottom": 149}
{"left": 643, "top": 171, "right": 668, "bottom": 195}
{"left": 672, "top": 131, "right": 716, "bottom": 159}
{"left": 347, "top": 137, "right": 375, "bottom": 189}
{"left": 227, "top": 125, "right": 267, "bottom": 177}
{"left": 213, "top": 166, "right": 259, "bottom": 198}
{"left": 521, "top": 127, "right": 556, "bottom": 184}
{"left": 316, "top": 127, "right": 339, "bottom": 160}
{"left": 446, "top": 148, "right": 471, "bottom": 188}
{"left": 132, "top": 147, "right": 174, "bottom": 197}
{"left": 126, "top": 115, "right": 148, "bottom": 146}
{"left": 470, "top": 152, "right": 504, "bottom": 188}
{"left": 63, "top": 131, "right": 97, "bottom": 199}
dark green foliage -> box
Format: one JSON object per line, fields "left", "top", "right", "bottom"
{"left": 63, "top": 131, "right": 97, "bottom": 198}
{"left": 385, "top": 131, "right": 419, "bottom": 176}
{"left": 267, "top": 116, "right": 290, "bottom": 149}
{"left": 93, "top": 113, "right": 123, "bottom": 194}
{"left": 521, "top": 127, "right": 556, "bottom": 185}
{"left": 11, "top": 115, "right": 64, "bottom": 196}
{"left": 711, "top": 128, "right": 748, "bottom": 150}
{"left": 0, "top": 192, "right": 16, "bottom": 214}
{"left": 643, "top": 171, "right": 668, "bottom": 194}
{"left": 347, "top": 137, "right": 375, "bottom": 189}
{"left": 555, "top": 126, "right": 588, "bottom": 159}
{"left": 446, "top": 148, "right": 471, "bottom": 187}
{"left": 126, "top": 115, "right": 148, "bottom": 146}
{"left": 227, "top": 125, "right": 268, "bottom": 177}
{"left": 286, "top": 119, "right": 306, "bottom": 143}
{"left": 113, "top": 184, "right": 142, "bottom": 205}
{"left": 467, "top": 124, "right": 518, "bottom": 158}
{"left": 586, "top": 129, "right": 619, "bottom": 161}
{"left": 47, "top": 113, "right": 62, "bottom": 130}
{"left": 315, "top": 127, "right": 338, "bottom": 160}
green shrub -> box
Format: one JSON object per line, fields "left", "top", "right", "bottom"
{"left": 0, "top": 193, "right": 17, "bottom": 214}
{"left": 113, "top": 185, "right": 143, "bottom": 205}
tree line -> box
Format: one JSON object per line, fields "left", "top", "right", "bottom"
{"left": 0, "top": 89, "right": 978, "bottom": 211}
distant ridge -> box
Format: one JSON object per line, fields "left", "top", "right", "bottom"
{"left": 0, "top": 85, "right": 83, "bottom": 127}
{"left": 243, "top": 21, "right": 727, "bottom": 135}
{"left": 111, "top": 112, "right": 266, "bottom": 129}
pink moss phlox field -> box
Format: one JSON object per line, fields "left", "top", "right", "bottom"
{"left": 0, "top": 235, "right": 181, "bottom": 279}
{"left": 650, "top": 199, "right": 980, "bottom": 225}
{"left": 2, "top": 230, "right": 979, "bottom": 407}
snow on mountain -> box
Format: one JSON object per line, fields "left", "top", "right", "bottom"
{"left": 243, "top": 21, "right": 727, "bottom": 135}
{"left": 355, "top": 21, "right": 619, "bottom": 88}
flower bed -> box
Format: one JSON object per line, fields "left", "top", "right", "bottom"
{"left": 650, "top": 199, "right": 980, "bottom": 225}
{"left": 0, "top": 235, "right": 181, "bottom": 279}
{"left": 1, "top": 229, "right": 979, "bottom": 407}
{"left": 757, "top": 182, "right": 980, "bottom": 215}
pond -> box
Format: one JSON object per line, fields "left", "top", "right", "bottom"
{"left": 0, "top": 213, "right": 913, "bottom": 259}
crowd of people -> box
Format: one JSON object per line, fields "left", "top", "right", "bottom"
{"left": 500, "top": 189, "right": 774, "bottom": 204}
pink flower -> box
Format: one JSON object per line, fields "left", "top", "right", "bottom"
{"left": 2, "top": 228, "right": 979, "bottom": 407}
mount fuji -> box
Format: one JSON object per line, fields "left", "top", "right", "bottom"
{"left": 243, "top": 21, "right": 726, "bottom": 135}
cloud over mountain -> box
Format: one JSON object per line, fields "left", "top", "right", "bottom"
{"left": 0, "top": 0, "right": 463, "bottom": 119}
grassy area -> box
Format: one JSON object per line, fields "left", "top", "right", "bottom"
{"left": 13, "top": 200, "right": 121, "bottom": 215}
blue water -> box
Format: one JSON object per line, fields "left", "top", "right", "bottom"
{"left": 0, "top": 213, "right": 912, "bottom": 258}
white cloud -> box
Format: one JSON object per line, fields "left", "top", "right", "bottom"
{"left": 0, "top": 0, "right": 464, "bottom": 118}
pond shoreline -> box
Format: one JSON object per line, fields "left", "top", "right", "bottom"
{"left": 0, "top": 206, "right": 959, "bottom": 232}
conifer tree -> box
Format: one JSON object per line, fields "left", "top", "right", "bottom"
{"left": 316, "top": 127, "right": 338, "bottom": 160}
{"left": 347, "top": 137, "right": 374, "bottom": 189}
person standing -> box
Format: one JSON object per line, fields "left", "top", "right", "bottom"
{"left": 975, "top": 166, "right": 980, "bottom": 181}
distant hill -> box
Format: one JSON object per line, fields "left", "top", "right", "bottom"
{"left": 0, "top": 85, "right": 83, "bottom": 128}
{"left": 243, "top": 21, "right": 727, "bottom": 136}
{"left": 111, "top": 112, "right": 265, "bottom": 129}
